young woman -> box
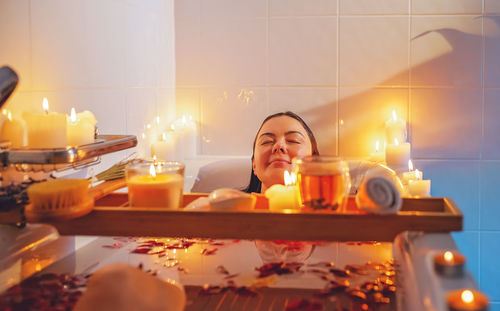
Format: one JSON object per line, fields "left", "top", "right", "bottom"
{"left": 244, "top": 111, "right": 319, "bottom": 193}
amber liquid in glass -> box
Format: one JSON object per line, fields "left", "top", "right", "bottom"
{"left": 297, "top": 173, "right": 346, "bottom": 211}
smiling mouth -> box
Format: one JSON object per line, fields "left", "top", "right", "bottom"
{"left": 269, "top": 159, "right": 291, "bottom": 165}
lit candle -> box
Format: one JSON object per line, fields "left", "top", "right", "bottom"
{"left": 264, "top": 171, "right": 301, "bottom": 211}
{"left": 434, "top": 251, "right": 466, "bottom": 278}
{"left": 447, "top": 289, "right": 489, "bottom": 311}
{"left": 127, "top": 162, "right": 184, "bottom": 208}
{"left": 0, "top": 111, "right": 25, "bottom": 147}
{"left": 369, "top": 140, "right": 385, "bottom": 163}
{"left": 67, "top": 108, "right": 97, "bottom": 146}
{"left": 23, "top": 98, "right": 67, "bottom": 148}
{"left": 408, "top": 172, "right": 431, "bottom": 197}
{"left": 173, "top": 115, "right": 197, "bottom": 160}
{"left": 385, "top": 110, "right": 407, "bottom": 144}
{"left": 151, "top": 132, "right": 176, "bottom": 161}
{"left": 401, "top": 160, "right": 423, "bottom": 185}
{"left": 385, "top": 138, "right": 411, "bottom": 170}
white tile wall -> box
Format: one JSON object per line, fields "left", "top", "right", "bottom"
{"left": 270, "top": 0, "right": 337, "bottom": 16}
{"left": 411, "top": 16, "right": 482, "bottom": 87}
{"left": 484, "top": 16, "right": 500, "bottom": 87}
{"left": 483, "top": 89, "right": 500, "bottom": 159}
{"left": 269, "top": 17, "right": 337, "bottom": 86}
{"left": 339, "top": 17, "right": 409, "bottom": 86}
{"left": 412, "top": 0, "right": 482, "bottom": 15}
{"left": 410, "top": 88, "right": 481, "bottom": 159}
{"left": 485, "top": 0, "right": 500, "bottom": 14}
{"left": 340, "top": 0, "right": 408, "bottom": 15}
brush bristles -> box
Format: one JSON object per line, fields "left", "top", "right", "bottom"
{"left": 28, "top": 179, "right": 90, "bottom": 210}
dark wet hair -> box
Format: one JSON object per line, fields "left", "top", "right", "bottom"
{"left": 243, "top": 111, "right": 320, "bottom": 193}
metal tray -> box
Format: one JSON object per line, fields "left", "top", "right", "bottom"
{"left": 0, "top": 135, "right": 137, "bottom": 168}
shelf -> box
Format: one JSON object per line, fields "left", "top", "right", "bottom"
{"left": 27, "top": 194, "right": 462, "bottom": 242}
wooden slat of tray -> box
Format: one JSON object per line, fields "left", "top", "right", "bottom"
{"left": 37, "top": 193, "right": 462, "bottom": 242}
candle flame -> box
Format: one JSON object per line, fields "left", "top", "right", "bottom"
{"left": 392, "top": 110, "right": 397, "bottom": 121}
{"left": 153, "top": 155, "right": 157, "bottom": 162}
{"left": 2, "top": 109, "right": 7, "bottom": 115}
{"left": 171, "top": 123, "right": 175, "bottom": 131}
{"left": 141, "top": 132, "right": 146, "bottom": 139}
{"left": 461, "top": 290, "right": 474, "bottom": 304}
{"left": 415, "top": 169, "right": 422, "bottom": 180}
{"left": 375, "top": 141, "right": 380, "bottom": 152}
{"left": 7, "top": 112, "right": 12, "bottom": 121}
{"left": 146, "top": 123, "right": 151, "bottom": 129}
{"left": 444, "top": 251, "right": 454, "bottom": 262}
{"left": 394, "top": 138, "right": 399, "bottom": 145}
{"left": 284, "top": 171, "right": 296, "bottom": 186}
{"left": 70, "top": 108, "right": 76, "bottom": 122}
{"left": 42, "top": 98, "right": 49, "bottom": 114}
{"left": 156, "top": 116, "right": 160, "bottom": 124}
{"left": 149, "top": 164, "right": 156, "bottom": 178}
{"left": 408, "top": 159, "right": 414, "bottom": 171}
{"left": 161, "top": 132, "right": 167, "bottom": 141}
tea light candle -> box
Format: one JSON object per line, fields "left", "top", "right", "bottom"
{"left": 0, "top": 112, "right": 24, "bottom": 147}
{"left": 369, "top": 140, "right": 385, "bottom": 163}
{"left": 401, "top": 160, "right": 422, "bottom": 185}
{"left": 127, "top": 164, "right": 184, "bottom": 208}
{"left": 265, "top": 171, "right": 301, "bottom": 211}
{"left": 408, "top": 177, "right": 431, "bottom": 197}
{"left": 151, "top": 132, "right": 176, "bottom": 161}
{"left": 67, "top": 108, "right": 97, "bottom": 146}
{"left": 434, "top": 251, "right": 466, "bottom": 278}
{"left": 447, "top": 289, "right": 489, "bottom": 311}
{"left": 23, "top": 98, "right": 67, "bottom": 148}
{"left": 385, "top": 110, "right": 407, "bottom": 144}
{"left": 385, "top": 139, "right": 410, "bottom": 170}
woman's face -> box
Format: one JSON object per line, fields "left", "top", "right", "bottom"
{"left": 252, "top": 116, "right": 313, "bottom": 192}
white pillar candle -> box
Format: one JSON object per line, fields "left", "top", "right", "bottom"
{"left": 151, "top": 132, "right": 177, "bottom": 161}
{"left": 385, "top": 110, "right": 407, "bottom": 144}
{"left": 408, "top": 179, "right": 431, "bottom": 197}
{"left": 401, "top": 160, "right": 423, "bottom": 185}
{"left": 0, "top": 112, "right": 25, "bottom": 147}
{"left": 173, "top": 115, "right": 197, "bottom": 160}
{"left": 385, "top": 139, "right": 411, "bottom": 171}
{"left": 23, "top": 98, "right": 67, "bottom": 148}
{"left": 369, "top": 140, "right": 385, "bottom": 163}
{"left": 264, "top": 171, "right": 301, "bottom": 211}
{"left": 67, "top": 108, "right": 97, "bottom": 146}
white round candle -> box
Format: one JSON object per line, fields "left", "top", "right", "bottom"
{"left": 408, "top": 179, "right": 431, "bottom": 197}
{"left": 151, "top": 132, "right": 177, "bottom": 161}
{"left": 67, "top": 108, "right": 97, "bottom": 146}
{"left": 385, "top": 110, "right": 407, "bottom": 144}
{"left": 23, "top": 98, "right": 67, "bottom": 148}
{"left": 385, "top": 141, "right": 411, "bottom": 170}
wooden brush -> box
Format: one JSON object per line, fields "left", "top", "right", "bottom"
{"left": 26, "top": 178, "right": 126, "bottom": 221}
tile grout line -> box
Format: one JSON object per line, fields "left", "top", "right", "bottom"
{"left": 266, "top": 0, "right": 270, "bottom": 116}
{"left": 408, "top": 0, "right": 412, "bottom": 144}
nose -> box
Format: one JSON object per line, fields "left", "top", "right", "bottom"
{"left": 272, "top": 139, "right": 287, "bottom": 154}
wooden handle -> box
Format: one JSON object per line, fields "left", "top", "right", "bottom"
{"left": 89, "top": 178, "right": 127, "bottom": 201}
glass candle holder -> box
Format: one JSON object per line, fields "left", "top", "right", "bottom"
{"left": 293, "top": 156, "right": 351, "bottom": 212}
{"left": 434, "top": 251, "right": 466, "bottom": 278}
{"left": 126, "top": 160, "right": 185, "bottom": 208}
{"left": 447, "top": 289, "right": 489, "bottom": 311}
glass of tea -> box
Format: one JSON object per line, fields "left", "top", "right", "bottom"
{"left": 293, "top": 156, "right": 351, "bottom": 212}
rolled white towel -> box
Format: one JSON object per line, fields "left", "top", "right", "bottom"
{"left": 355, "top": 176, "right": 402, "bottom": 214}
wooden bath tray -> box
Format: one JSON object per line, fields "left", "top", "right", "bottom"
{"left": 31, "top": 193, "right": 462, "bottom": 242}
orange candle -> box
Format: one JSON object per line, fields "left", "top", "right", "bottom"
{"left": 447, "top": 289, "right": 489, "bottom": 311}
{"left": 434, "top": 251, "right": 466, "bottom": 278}
{"left": 127, "top": 162, "right": 184, "bottom": 208}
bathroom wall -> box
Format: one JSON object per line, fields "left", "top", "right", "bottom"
{"left": 175, "top": 0, "right": 500, "bottom": 307}
{"left": 0, "top": 0, "right": 176, "bottom": 171}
